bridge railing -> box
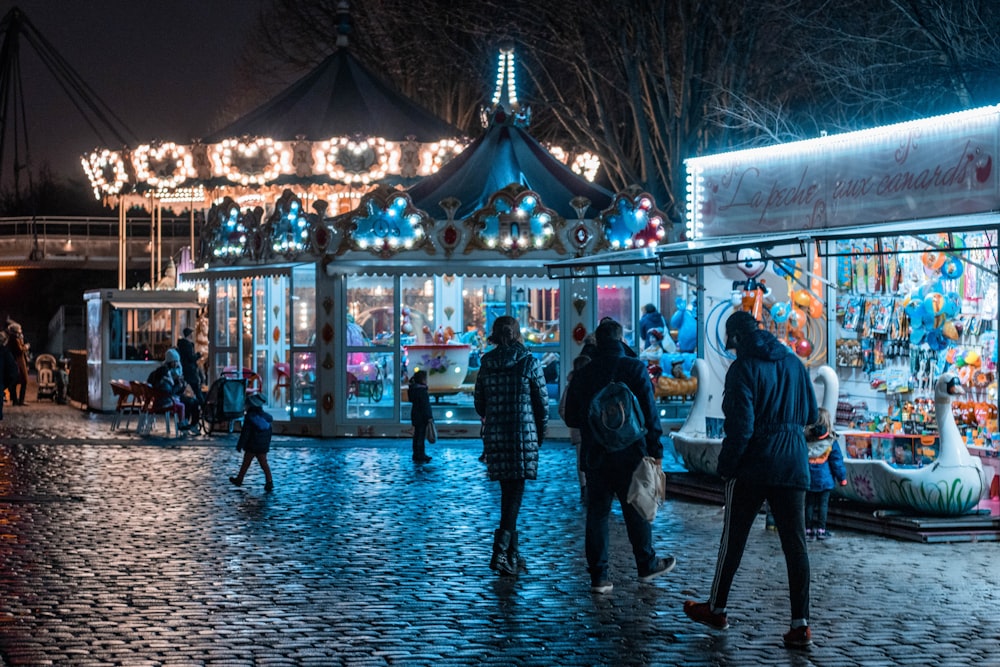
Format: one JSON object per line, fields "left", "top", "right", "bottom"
{"left": 0, "top": 216, "right": 197, "bottom": 270}
{"left": 0, "top": 216, "right": 196, "bottom": 240}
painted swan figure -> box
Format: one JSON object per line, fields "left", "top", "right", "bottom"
{"left": 670, "top": 359, "right": 722, "bottom": 476}
{"left": 820, "top": 369, "right": 987, "bottom": 516}
{"left": 672, "top": 363, "right": 986, "bottom": 516}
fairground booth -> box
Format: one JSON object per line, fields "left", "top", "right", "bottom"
{"left": 552, "top": 105, "right": 1000, "bottom": 515}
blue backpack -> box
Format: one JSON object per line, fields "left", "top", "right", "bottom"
{"left": 587, "top": 362, "right": 647, "bottom": 452}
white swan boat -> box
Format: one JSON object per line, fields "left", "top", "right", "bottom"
{"left": 815, "top": 367, "right": 987, "bottom": 516}
{"left": 670, "top": 359, "right": 721, "bottom": 477}
{"left": 670, "top": 361, "right": 987, "bottom": 516}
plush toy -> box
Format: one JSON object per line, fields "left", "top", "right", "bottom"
{"left": 670, "top": 297, "right": 698, "bottom": 353}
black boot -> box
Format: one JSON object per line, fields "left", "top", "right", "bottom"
{"left": 489, "top": 529, "right": 514, "bottom": 575}
{"left": 508, "top": 530, "right": 527, "bottom": 575}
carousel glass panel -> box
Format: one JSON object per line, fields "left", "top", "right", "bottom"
{"left": 349, "top": 274, "right": 396, "bottom": 346}
{"left": 292, "top": 265, "right": 316, "bottom": 347}
{"left": 346, "top": 275, "right": 397, "bottom": 421}
{"left": 597, "top": 277, "right": 636, "bottom": 349}
{"left": 512, "top": 275, "right": 561, "bottom": 403}
{"left": 292, "top": 351, "right": 316, "bottom": 416}
{"left": 289, "top": 265, "right": 316, "bottom": 418}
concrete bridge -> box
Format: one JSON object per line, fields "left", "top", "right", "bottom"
{"left": 0, "top": 215, "right": 196, "bottom": 271}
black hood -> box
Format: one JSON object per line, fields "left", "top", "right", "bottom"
{"left": 736, "top": 328, "right": 791, "bottom": 362}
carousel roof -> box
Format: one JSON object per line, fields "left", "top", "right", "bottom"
{"left": 406, "top": 110, "right": 613, "bottom": 220}
{"left": 204, "top": 49, "right": 462, "bottom": 143}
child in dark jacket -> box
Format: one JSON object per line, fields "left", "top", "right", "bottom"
{"left": 229, "top": 393, "right": 274, "bottom": 492}
{"left": 805, "top": 407, "right": 847, "bottom": 540}
{"left": 408, "top": 370, "right": 433, "bottom": 463}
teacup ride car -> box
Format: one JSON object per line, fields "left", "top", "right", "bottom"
{"left": 404, "top": 343, "right": 472, "bottom": 395}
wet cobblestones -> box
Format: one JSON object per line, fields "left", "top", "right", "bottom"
{"left": 0, "top": 399, "right": 998, "bottom": 666}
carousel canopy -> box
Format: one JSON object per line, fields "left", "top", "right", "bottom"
{"left": 205, "top": 49, "right": 462, "bottom": 143}
{"left": 406, "top": 109, "right": 613, "bottom": 221}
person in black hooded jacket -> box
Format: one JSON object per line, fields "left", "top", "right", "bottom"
{"left": 565, "top": 318, "right": 675, "bottom": 594}
{"left": 683, "top": 310, "right": 819, "bottom": 650}
{"left": 474, "top": 315, "right": 548, "bottom": 577}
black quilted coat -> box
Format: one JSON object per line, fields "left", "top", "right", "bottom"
{"left": 474, "top": 342, "right": 548, "bottom": 481}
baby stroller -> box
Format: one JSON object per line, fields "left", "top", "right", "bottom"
{"left": 34, "top": 354, "right": 58, "bottom": 401}
{"left": 202, "top": 373, "right": 248, "bottom": 434}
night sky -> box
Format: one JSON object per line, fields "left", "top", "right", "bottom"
{"left": 0, "top": 0, "right": 268, "bottom": 181}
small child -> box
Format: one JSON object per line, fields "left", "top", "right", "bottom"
{"left": 229, "top": 393, "right": 274, "bottom": 492}
{"left": 804, "top": 407, "right": 847, "bottom": 540}
{"left": 408, "top": 370, "right": 433, "bottom": 463}
{"left": 560, "top": 354, "right": 591, "bottom": 504}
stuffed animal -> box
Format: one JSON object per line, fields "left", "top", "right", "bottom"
{"left": 670, "top": 298, "right": 698, "bottom": 353}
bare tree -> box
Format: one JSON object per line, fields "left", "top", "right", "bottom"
{"left": 227, "top": 0, "right": 1000, "bottom": 230}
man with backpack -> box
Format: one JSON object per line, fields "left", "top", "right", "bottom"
{"left": 565, "top": 318, "right": 676, "bottom": 594}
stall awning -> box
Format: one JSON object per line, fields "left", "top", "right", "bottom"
{"left": 545, "top": 247, "right": 661, "bottom": 279}
{"left": 547, "top": 212, "right": 1000, "bottom": 278}
{"left": 109, "top": 300, "right": 201, "bottom": 310}
{"left": 546, "top": 232, "right": 809, "bottom": 279}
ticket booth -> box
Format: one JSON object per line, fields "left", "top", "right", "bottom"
{"left": 84, "top": 289, "right": 202, "bottom": 412}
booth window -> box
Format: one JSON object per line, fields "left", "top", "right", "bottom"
{"left": 109, "top": 306, "right": 194, "bottom": 361}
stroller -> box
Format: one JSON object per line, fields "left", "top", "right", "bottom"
{"left": 202, "top": 373, "right": 247, "bottom": 434}
{"left": 34, "top": 354, "right": 58, "bottom": 401}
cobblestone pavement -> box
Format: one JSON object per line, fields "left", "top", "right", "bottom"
{"left": 0, "top": 396, "right": 998, "bottom": 666}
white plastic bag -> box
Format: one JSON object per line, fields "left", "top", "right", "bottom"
{"left": 627, "top": 456, "right": 666, "bottom": 521}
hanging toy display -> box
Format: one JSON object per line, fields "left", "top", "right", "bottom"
{"left": 731, "top": 248, "right": 771, "bottom": 321}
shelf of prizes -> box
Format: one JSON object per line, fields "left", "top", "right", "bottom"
{"left": 832, "top": 229, "right": 999, "bottom": 493}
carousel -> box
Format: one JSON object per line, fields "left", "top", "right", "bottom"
{"left": 81, "top": 17, "right": 692, "bottom": 438}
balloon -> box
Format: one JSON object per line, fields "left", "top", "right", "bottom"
{"left": 793, "top": 290, "right": 813, "bottom": 308}
{"left": 942, "top": 321, "right": 961, "bottom": 341}
{"left": 923, "top": 292, "right": 944, "bottom": 316}
{"left": 904, "top": 297, "right": 923, "bottom": 320}
{"left": 941, "top": 256, "right": 963, "bottom": 280}
{"left": 794, "top": 338, "right": 812, "bottom": 358}
{"left": 770, "top": 301, "right": 791, "bottom": 323}
{"left": 921, "top": 250, "right": 945, "bottom": 271}
{"left": 909, "top": 328, "right": 926, "bottom": 344}
{"left": 774, "top": 258, "right": 799, "bottom": 279}
{"left": 788, "top": 307, "right": 805, "bottom": 330}
{"left": 808, "top": 297, "right": 825, "bottom": 320}
{"left": 965, "top": 350, "right": 981, "bottom": 366}
{"left": 925, "top": 328, "right": 948, "bottom": 351}
{"left": 941, "top": 292, "right": 961, "bottom": 318}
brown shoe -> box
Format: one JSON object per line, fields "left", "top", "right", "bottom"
{"left": 783, "top": 625, "right": 812, "bottom": 649}
{"left": 683, "top": 600, "right": 729, "bottom": 630}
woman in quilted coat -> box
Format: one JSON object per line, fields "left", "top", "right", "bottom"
{"left": 474, "top": 315, "right": 548, "bottom": 576}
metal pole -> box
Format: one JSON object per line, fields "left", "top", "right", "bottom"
{"left": 189, "top": 199, "right": 195, "bottom": 265}
{"left": 118, "top": 203, "right": 126, "bottom": 289}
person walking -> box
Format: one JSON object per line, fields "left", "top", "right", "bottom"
{"left": 559, "top": 354, "right": 591, "bottom": 504}
{"left": 5, "top": 323, "right": 29, "bottom": 406}
{"left": 408, "top": 370, "right": 433, "bottom": 463}
{"left": 682, "top": 310, "right": 819, "bottom": 649}
{"left": 474, "top": 315, "right": 548, "bottom": 577}
{"left": 229, "top": 393, "right": 274, "bottom": 492}
{"left": 0, "top": 331, "right": 17, "bottom": 419}
{"left": 176, "top": 327, "right": 204, "bottom": 407}
{"left": 564, "top": 318, "right": 676, "bottom": 594}
{"left": 805, "top": 407, "right": 847, "bottom": 541}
